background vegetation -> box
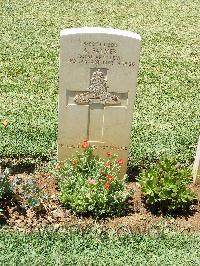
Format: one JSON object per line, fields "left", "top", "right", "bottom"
{"left": 1, "top": 0, "right": 199, "bottom": 166}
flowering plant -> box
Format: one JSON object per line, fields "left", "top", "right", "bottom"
{"left": 56, "top": 140, "right": 129, "bottom": 217}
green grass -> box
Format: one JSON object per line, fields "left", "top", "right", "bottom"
{"left": 0, "top": 228, "right": 199, "bottom": 265}
{"left": 1, "top": 0, "right": 199, "bottom": 166}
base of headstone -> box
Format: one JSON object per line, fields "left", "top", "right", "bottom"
{"left": 58, "top": 141, "right": 129, "bottom": 176}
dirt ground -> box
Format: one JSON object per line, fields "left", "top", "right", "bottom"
{"left": 1, "top": 171, "right": 200, "bottom": 233}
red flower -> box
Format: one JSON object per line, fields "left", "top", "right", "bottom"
{"left": 81, "top": 140, "right": 89, "bottom": 149}
{"left": 88, "top": 179, "right": 96, "bottom": 185}
{"left": 106, "top": 175, "right": 113, "bottom": 181}
{"left": 104, "top": 183, "right": 111, "bottom": 189}
{"left": 107, "top": 151, "right": 112, "bottom": 156}
{"left": 118, "top": 159, "right": 123, "bottom": 165}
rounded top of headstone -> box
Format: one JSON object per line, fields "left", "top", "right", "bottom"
{"left": 60, "top": 27, "right": 141, "bottom": 40}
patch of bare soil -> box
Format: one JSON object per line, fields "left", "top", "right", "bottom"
{"left": 1, "top": 172, "right": 199, "bottom": 233}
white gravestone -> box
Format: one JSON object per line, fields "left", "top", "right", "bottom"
{"left": 58, "top": 27, "right": 141, "bottom": 175}
{"left": 193, "top": 136, "right": 200, "bottom": 184}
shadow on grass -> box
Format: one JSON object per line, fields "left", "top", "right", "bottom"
{"left": 0, "top": 156, "right": 50, "bottom": 174}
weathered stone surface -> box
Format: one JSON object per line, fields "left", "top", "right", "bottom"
{"left": 193, "top": 136, "right": 200, "bottom": 184}
{"left": 58, "top": 27, "right": 141, "bottom": 175}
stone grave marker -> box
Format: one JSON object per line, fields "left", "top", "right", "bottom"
{"left": 58, "top": 27, "right": 141, "bottom": 175}
{"left": 193, "top": 136, "right": 200, "bottom": 184}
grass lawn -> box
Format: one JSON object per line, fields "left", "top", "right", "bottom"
{"left": 1, "top": 0, "right": 199, "bottom": 166}
{"left": 0, "top": 228, "right": 199, "bottom": 265}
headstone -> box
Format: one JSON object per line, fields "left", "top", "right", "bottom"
{"left": 193, "top": 136, "right": 200, "bottom": 184}
{"left": 58, "top": 27, "right": 141, "bottom": 175}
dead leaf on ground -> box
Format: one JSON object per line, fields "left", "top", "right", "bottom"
{"left": 2, "top": 119, "right": 9, "bottom": 127}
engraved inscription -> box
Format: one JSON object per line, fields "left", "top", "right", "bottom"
{"left": 59, "top": 143, "right": 128, "bottom": 151}
{"left": 74, "top": 69, "right": 120, "bottom": 105}
{"left": 67, "top": 41, "right": 135, "bottom": 68}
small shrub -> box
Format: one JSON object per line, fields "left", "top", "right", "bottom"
{"left": 137, "top": 158, "right": 196, "bottom": 212}
{"left": 11, "top": 176, "right": 47, "bottom": 211}
{"left": 0, "top": 167, "right": 12, "bottom": 201}
{"left": 56, "top": 140, "right": 129, "bottom": 217}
